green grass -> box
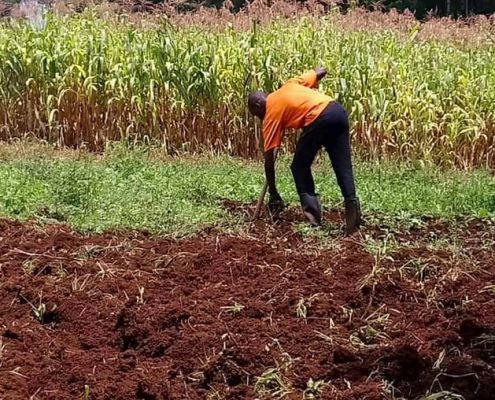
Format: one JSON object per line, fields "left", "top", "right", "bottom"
{"left": 0, "top": 144, "right": 493, "bottom": 235}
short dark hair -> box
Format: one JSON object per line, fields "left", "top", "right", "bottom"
{"left": 248, "top": 91, "right": 265, "bottom": 109}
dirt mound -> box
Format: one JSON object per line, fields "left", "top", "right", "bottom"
{"left": 0, "top": 206, "right": 494, "bottom": 399}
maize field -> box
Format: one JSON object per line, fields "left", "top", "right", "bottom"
{"left": 0, "top": 4, "right": 494, "bottom": 167}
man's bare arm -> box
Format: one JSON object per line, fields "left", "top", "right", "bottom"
{"left": 264, "top": 147, "right": 284, "bottom": 213}
{"left": 264, "top": 148, "right": 278, "bottom": 197}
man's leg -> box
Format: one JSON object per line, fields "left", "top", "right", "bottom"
{"left": 325, "top": 127, "right": 356, "bottom": 200}
{"left": 323, "top": 104, "right": 361, "bottom": 234}
{"left": 291, "top": 129, "right": 323, "bottom": 225}
{"left": 291, "top": 132, "right": 321, "bottom": 195}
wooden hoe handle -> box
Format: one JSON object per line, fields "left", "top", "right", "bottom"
{"left": 253, "top": 148, "right": 278, "bottom": 220}
{"left": 253, "top": 180, "right": 269, "bottom": 220}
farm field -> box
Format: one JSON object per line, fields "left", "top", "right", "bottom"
{"left": 0, "top": 145, "right": 494, "bottom": 399}
{"left": 1, "top": 1, "right": 495, "bottom": 399}
{"left": 1, "top": 198, "right": 494, "bottom": 399}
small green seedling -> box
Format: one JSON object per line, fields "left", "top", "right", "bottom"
{"left": 83, "top": 384, "right": 91, "bottom": 400}
{"left": 220, "top": 302, "right": 245, "bottom": 315}
{"left": 33, "top": 302, "right": 46, "bottom": 323}
{"left": 255, "top": 367, "right": 291, "bottom": 398}
{"left": 296, "top": 294, "right": 320, "bottom": 320}
{"left": 22, "top": 260, "right": 37, "bottom": 275}
{"left": 303, "top": 378, "right": 327, "bottom": 399}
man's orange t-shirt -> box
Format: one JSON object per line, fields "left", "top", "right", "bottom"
{"left": 262, "top": 70, "right": 332, "bottom": 152}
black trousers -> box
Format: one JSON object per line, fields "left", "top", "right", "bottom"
{"left": 291, "top": 101, "right": 356, "bottom": 200}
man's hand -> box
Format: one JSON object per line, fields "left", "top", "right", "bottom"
{"left": 314, "top": 67, "right": 327, "bottom": 82}
{"left": 268, "top": 192, "right": 285, "bottom": 215}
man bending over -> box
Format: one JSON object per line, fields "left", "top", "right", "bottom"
{"left": 248, "top": 68, "right": 362, "bottom": 235}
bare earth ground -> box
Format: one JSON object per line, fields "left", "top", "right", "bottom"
{"left": 0, "top": 202, "right": 494, "bottom": 400}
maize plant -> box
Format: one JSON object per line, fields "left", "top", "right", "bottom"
{"left": 0, "top": 9, "right": 494, "bottom": 167}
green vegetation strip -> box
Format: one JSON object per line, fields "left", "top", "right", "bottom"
{"left": 0, "top": 146, "right": 493, "bottom": 235}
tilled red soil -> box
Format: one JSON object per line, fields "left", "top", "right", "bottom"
{"left": 1, "top": 204, "right": 494, "bottom": 400}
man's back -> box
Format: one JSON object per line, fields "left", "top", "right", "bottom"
{"left": 263, "top": 70, "right": 332, "bottom": 151}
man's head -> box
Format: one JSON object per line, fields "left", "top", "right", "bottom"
{"left": 248, "top": 91, "right": 267, "bottom": 119}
